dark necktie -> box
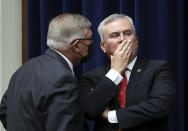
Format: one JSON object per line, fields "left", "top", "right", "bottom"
{"left": 118, "top": 73, "right": 127, "bottom": 131}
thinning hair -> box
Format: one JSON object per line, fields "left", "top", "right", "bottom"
{"left": 98, "top": 14, "right": 135, "bottom": 42}
{"left": 47, "top": 13, "right": 91, "bottom": 50}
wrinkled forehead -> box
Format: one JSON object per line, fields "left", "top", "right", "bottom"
{"left": 103, "top": 18, "right": 133, "bottom": 34}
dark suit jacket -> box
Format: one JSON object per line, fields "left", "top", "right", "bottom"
{"left": 80, "top": 58, "right": 176, "bottom": 131}
{"left": 0, "top": 48, "right": 87, "bottom": 131}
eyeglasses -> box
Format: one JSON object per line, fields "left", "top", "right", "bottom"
{"left": 71, "top": 36, "right": 94, "bottom": 44}
{"left": 77, "top": 36, "right": 94, "bottom": 41}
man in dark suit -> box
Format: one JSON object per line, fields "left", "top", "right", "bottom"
{"left": 0, "top": 13, "right": 93, "bottom": 131}
{"left": 80, "top": 14, "right": 176, "bottom": 131}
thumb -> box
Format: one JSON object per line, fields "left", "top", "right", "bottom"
{"left": 110, "top": 55, "right": 113, "bottom": 60}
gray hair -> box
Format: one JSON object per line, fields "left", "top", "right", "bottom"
{"left": 98, "top": 14, "right": 135, "bottom": 42}
{"left": 47, "top": 13, "right": 91, "bottom": 50}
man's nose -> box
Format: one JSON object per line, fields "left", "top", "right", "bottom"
{"left": 119, "top": 34, "right": 126, "bottom": 43}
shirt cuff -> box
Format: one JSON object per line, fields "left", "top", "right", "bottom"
{"left": 105, "top": 69, "right": 123, "bottom": 85}
{"left": 108, "top": 110, "right": 118, "bottom": 123}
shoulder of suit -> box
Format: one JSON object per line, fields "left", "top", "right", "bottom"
{"left": 147, "top": 59, "right": 168, "bottom": 65}
{"left": 139, "top": 58, "right": 171, "bottom": 69}
{"left": 20, "top": 54, "right": 72, "bottom": 78}
{"left": 138, "top": 57, "right": 168, "bottom": 64}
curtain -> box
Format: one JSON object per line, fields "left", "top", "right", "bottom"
{"left": 27, "top": 0, "right": 187, "bottom": 130}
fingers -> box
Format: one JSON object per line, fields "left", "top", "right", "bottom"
{"left": 110, "top": 55, "right": 112, "bottom": 59}
{"left": 113, "top": 39, "right": 132, "bottom": 59}
{"left": 109, "top": 55, "right": 113, "bottom": 61}
{"left": 115, "top": 40, "right": 127, "bottom": 52}
{"left": 117, "top": 39, "right": 131, "bottom": 55}
{"left": 122, "top": 40, "right": 132, "bottom": 56}
{"left": 110, "top": 39, "right": 132, "bottom": 73}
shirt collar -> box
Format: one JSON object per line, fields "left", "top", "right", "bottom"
{"left": 127, "top": 56, "right": 137, "bottom": 71}
{"left": 50, "top": 48, "right": 74, "bottom": 75}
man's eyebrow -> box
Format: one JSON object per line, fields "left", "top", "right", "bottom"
{"left": 110, "top": 29, "right": 132, "bottom": 35}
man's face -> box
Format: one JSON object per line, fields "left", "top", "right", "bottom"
{"left": 77, "top": 28, "right": 93, "bottom": 56}
{"left": 70, "top": 27, "right": 93, "bottom": 66}
{"left": 100, "top": 18, "right": 138, "bottom": 60}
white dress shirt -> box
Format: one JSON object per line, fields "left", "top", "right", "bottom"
{"left": 105, "top": 57, "right": 137, "bottom": 123}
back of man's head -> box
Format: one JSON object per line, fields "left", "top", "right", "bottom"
{"left": 47, "top": 13, "right": 91, "bottom": 51}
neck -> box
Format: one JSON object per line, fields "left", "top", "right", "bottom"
{"left": 55, "top": 49, "right": 77, "bottom": 67}
{"left": 62, "top": 49, "right": 82, "bottom": 67}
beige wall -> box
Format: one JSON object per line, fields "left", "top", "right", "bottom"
{"left": 0, "top": 0, "right": 22, "bottom": 130}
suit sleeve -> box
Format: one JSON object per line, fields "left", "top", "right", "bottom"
{"left": 43, "top": 75, "right": 82, "bottom": 131}
{"left": 80, "top": 73, "right": 119, "bottom": 119}
{"left": 116, "top": 62, "right": 176, "bottom": 128}
{"left": 0, "top": 90, "right": 7, "bottom": 129}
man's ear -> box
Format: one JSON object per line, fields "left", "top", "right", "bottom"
{"left": 71, "top": 40, "right": 80, "bottom": 52}
{"left": 100, "top": 42, "right": 106, "bottom": 53}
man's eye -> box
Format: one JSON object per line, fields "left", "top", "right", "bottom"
{"left": 110, "top": 34, "right": 119, "bottom": 38}
{"left": 124, "top": 31, "right": 131, "bottom": 36}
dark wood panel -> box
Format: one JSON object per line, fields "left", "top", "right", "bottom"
{"left": 22, "top": 0, "right": 27, "bottom": 64}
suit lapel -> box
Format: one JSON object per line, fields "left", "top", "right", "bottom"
{"left": 103, "top": 60, "right": 147, "bottom": 108}
{"left": 126, "top": 58, "right": 146, "bottom": 106}
{"left": 105, "top": 60, "right": 147, "bottom": 109}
